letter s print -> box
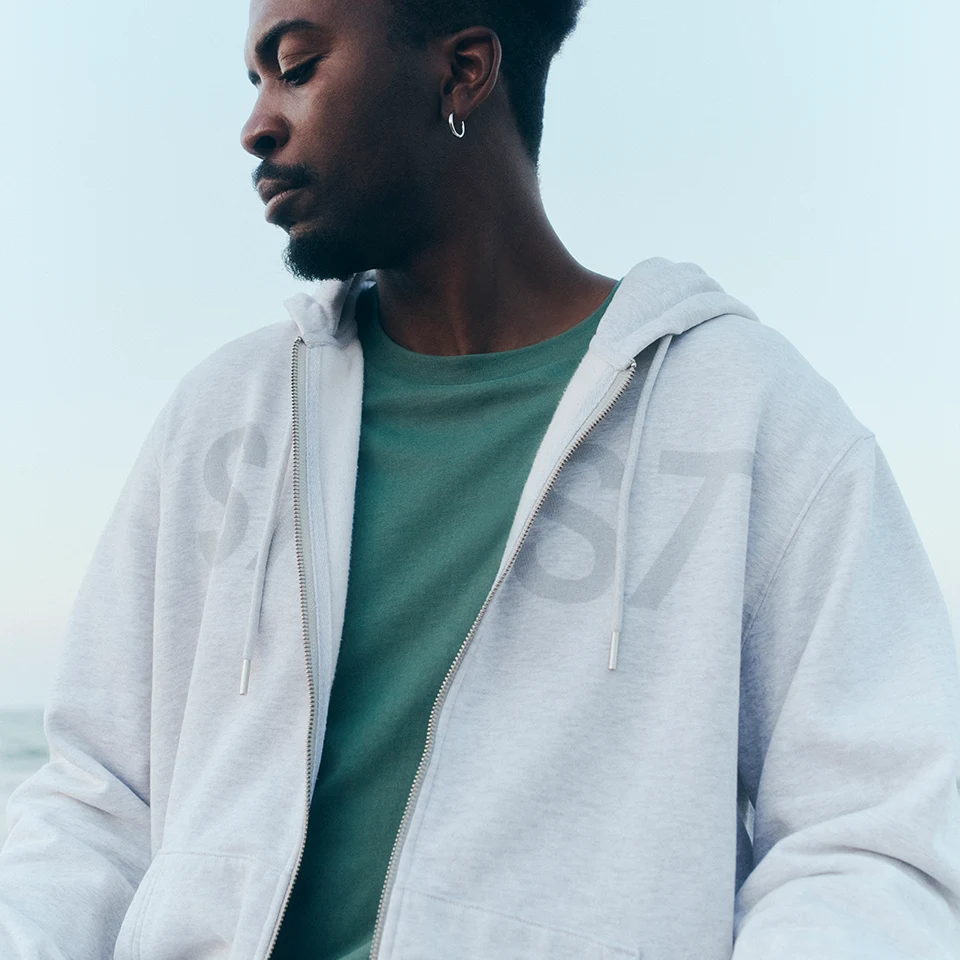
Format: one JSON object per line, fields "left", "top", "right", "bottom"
{"left": 196, "top": 423, "right": 268, "bottom": 569}
{"left": 515, "top": 439, "right": 624, "bottom": 604}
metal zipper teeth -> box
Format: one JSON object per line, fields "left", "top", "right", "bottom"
{"left": 368, "top": 357, "right": 638, "bottom": 960}
{"left": 264, "top": 336, "right": 317, "bottom": 960}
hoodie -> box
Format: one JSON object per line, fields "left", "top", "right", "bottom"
{"left": 1, "top": 257, "right": 958, "bottom": 960}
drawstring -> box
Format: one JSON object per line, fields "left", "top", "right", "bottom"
{"left": 609, "top": 334, "right": 674, "bottom": 671}
{"left": 240, "top": 417, "right": 294, "bottom": 696}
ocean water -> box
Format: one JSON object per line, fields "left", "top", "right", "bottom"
{"left": 0, "top": 708, "right": 48, "bottom": 848}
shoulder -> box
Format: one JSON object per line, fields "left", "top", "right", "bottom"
{"left": 669, "top": 312, "right": 873, "bottom": 453}
{"left": 154, "top": 318, "right": 299, "bottom": 464}
{"left": 669, "top": 313, "right": 878, "bottom": 624}
{"left": 174, "top": 319, "right": 298, "bottom": 397}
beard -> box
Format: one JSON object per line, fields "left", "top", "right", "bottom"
{"left": 281, "top": 222, "right": 370, "bottom": 283}
{"left": 278, "top": 177, "right": 428, "bottom": 283}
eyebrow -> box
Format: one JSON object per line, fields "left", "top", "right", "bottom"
{"left": 247, "top": 18, "right": 322, "bottom": 84}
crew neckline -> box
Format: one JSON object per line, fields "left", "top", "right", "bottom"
{"left": 356, "top": 279, "right": 622, "bottom": 385}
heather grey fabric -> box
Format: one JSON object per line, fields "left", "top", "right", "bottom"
{"left": 2, "top": 257, "right": 958, "bottom": 960}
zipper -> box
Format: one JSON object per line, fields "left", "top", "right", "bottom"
{"left": 368, "top": 357, "right": 639, "bottom": 960}
{"left": 264, "top": 336, "right": 317, "bottom": 960}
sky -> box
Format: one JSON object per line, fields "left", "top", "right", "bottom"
{"left": 1, "top": 0, "right": 957, "bottom": 709}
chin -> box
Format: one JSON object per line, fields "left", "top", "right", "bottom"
{"left": 281, "top": 225, "right": 367, "bottom": 283}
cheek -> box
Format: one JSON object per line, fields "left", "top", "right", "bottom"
{"left": 298, "top": 51, "right": 430, "bottom": 187}
{"left": 303, "top": 71, "right": 381, "bottom": 153}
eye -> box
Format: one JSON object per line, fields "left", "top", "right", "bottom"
{"left": 278, "top": 58, "right": 320, "bottom": 87}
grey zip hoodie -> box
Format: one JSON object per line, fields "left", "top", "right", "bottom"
{"left": 2, "top": 257, "right": 958, "bottom": 960}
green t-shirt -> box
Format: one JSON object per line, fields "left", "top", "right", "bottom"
{"left": 270, "top": 278, "right": 621, "bottom": 960}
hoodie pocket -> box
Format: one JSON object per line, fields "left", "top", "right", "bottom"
{"left": 118, "top": 850, "right": 286, "bottom": 960}
{"left": 390, "top": 887, "right": 643, "bottom": 960}
{"left": 114, "top": 855, "right": 165, "bottom": 960}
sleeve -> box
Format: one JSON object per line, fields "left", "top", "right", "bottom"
{"left": 734, "top": 433, "right": 960, "bottom": 958}
{"left": 0, "top": 398, "right": 169, "bottom": 960}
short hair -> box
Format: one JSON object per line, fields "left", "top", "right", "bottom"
{"left": 385, "top": 0, "right": 586, "bottom": 166}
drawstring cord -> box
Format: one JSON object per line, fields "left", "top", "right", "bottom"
{"left": 240, "top": 417, "right": 294, "bottom": 696}
{"left": 609, "top": 335, "right": 674, "bottom": 670}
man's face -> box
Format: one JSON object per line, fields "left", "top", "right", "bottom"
{"left": 242, "top": 0, "right": 440, "bottom": 281}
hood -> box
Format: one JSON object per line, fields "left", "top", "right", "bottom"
{"left": 282, "top": 257, "right": 760, "bottom": 360}
{"left": 284, "top": 270, "right": 378, "bottom": 349}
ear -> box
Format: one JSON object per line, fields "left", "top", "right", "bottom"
{"left": 438, "top": 26, "right": 502, "bottom": 124}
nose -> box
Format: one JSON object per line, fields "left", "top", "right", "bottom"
{"left": 240, "top": 98, "right": 290, "bottom": 158}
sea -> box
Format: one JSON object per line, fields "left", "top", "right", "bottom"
{"left": 0, "top": 708, "right": 48, "bottom": 848}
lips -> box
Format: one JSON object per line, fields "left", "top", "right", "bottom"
{"left": 257, "top": 179, "right": 301, "bottom": 205}
{"left": 258, "top": 181, "right": 305, "bottom": 224}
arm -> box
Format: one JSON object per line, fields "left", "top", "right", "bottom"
{"left": 0, "top": 401, "right": 168, "bottom": 960}
{"left": 734, "top": 434, "right": 960, "bottom": 958}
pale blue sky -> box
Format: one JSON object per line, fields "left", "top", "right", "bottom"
{"left": 1, "top": 0, "right": 957, "bottom": 709}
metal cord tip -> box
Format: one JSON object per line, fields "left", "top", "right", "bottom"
{"left": 608, "top": 630, "right": 620, "bottom": 671}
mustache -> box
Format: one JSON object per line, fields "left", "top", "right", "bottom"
{"left": 252, "top": 161, "right": 312, "bottom": 191}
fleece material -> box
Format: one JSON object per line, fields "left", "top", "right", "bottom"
{"left": 1, "top": 257, "right": 958, "bottom": 960}
{"left": 269, "top": 279, "right": 620, "bottom": 960}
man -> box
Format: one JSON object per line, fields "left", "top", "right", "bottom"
{"left": 1, "top": 0, "right": 958, "bottom": 957}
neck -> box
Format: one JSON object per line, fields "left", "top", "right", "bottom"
{"left": 373, "top": 159, "right": 616, "bottom": 357}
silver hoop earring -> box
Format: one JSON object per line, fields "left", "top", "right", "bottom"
{"left": 448, "top": 112, "right": 466, "bottom": 139}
